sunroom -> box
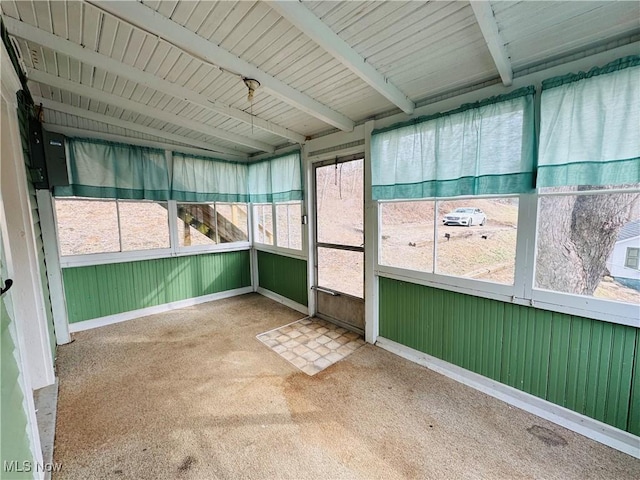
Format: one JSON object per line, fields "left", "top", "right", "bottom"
{"left": 1, "top": 1, "right": 639, "bottom": 478}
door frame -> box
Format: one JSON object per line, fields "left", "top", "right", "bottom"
{"left": 312, "top": 154, "right": 366, "bottom": 333}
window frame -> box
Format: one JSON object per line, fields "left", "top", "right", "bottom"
{"left": 251, "top": 201, "right": 306, "bottom": 260}
{"left": 375, "top": 189, "right": 639, "bottom": 328}
{"left": 530, "top": 186, "right": 640, "bottom": 326}
{"left": 376, "top": 193, "right": 526, "bottom": 302}
{"left": 625, "top": 247, "right": 639, "bottom": 270}
{"left": 54, "top": 197, "right": 250, "bottom": 268}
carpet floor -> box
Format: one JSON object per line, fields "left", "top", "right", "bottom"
{"left": 53, "top": 293, "right": 639, "bottom": 479}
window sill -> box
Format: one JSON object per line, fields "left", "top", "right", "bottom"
{"left": 253, "top": 243, "right": 307, "bottom": 260}
{"left": 60, "top": 242, "right": 251, "bottom": 268}
{"left": 376, "top": 266, "right": 639, "bottom": 327}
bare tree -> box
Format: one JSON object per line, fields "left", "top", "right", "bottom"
{"left": 536, "top": 186, "right": 639, "bottom": 295}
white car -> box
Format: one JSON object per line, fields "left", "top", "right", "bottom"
{"left": 443, "top": 207, "right": 486, "bottom": 227}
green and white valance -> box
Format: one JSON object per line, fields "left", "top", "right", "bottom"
{"left": 55, "top": 138, "right": 303, "bottom": 203}
{"left": 371, "top": 86, "right": 536, "bottom": 200}
{"left": 54, "top": 138, "right": 170, "bottom": 200}
{"left": 538, "top": 56, "right": 640, "bottom": 187}
{"left": 247, "top": 151, "right": 303, "bottom": 203}
{"left": 171, "top": 153, "right": 248, "bottom": 203}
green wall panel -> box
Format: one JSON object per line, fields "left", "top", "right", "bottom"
{"left": 62, "top": 251, "right": 251, "bottom": 323}
{"left": 257, "top": 251, "right": 308, "bottom": 306}
{"left": 379, "top": 277, "right": 639, "bottom": 435}
{"left": 1, "top": 292, "right": 35, "bottom": 478}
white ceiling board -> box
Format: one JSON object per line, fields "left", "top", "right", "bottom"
{"left": 92, "top": 0, "right": 356, "bottom": 131}
{"left": 4, "top": 0, "right": 639, "bottom": 146}
{"left": 494, "top": 1, "right": 640, "bottom": 70}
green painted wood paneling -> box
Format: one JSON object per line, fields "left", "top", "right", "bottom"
{"left": 379, "top": 277, "right": 639, "bottom": 435}
{"left": 257, "top": 251, "right": 308, "bottom": 306}
{"left": 1, "top": 290, "right": 35, "bottom": 478}
{"left": 62, "top": 251, "right": 251, "bottom": 323}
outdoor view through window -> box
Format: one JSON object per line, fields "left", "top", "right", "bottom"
{"left": 535, "top": 186, "right": 640, "bottom": 305}
{"left": 381, "top": 198, "right": 519, "bottom": 284}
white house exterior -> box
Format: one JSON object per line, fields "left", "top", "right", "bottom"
{"left": 607, "top": 220, "right": 640, "bottom": 289}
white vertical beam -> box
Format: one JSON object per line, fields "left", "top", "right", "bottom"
{"left": 268, "top": 1, "right": 415, "bottom": 114}
{"left": 470, "top": 1, "right": 513, "bottom": 86}
{"left": 36, "top": 190, "right": 71, "bottom": 345}
{"left": 1, "top": 75, "right": 55, "bottom": 390}
{"left": 363, "top": 120, "right": 378, "bottom": 344}
{"left": 303, "top": 144, "right": 317, "bottom": 316}
{"left": 90, "top": 0, "right": 355, "bottom": 132}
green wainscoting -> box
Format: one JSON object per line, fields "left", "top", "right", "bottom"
{"left": 1, "top": 293, "right": 35, "bottom": 478}
{"left": 257, "top": 251, "right": 308, "bottom": 306}
{"left": 379, "top": 277, "right": 639, "bottom": 435}
{"left": 62, "top": 251, "right": 251, "bottom": 323}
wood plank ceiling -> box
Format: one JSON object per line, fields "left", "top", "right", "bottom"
{"left": 1, "top": 1, "right": 638, "bottom": 160}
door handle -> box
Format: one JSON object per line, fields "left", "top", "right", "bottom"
{"left": 1, "top": 279, "right": 13, "bottom": 295}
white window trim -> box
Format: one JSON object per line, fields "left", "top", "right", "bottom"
{"left": 251, "top": 201, "right": 307, "bottom": 258}
{"left": 55, "top": 198, "right": 251, "bottom": 268}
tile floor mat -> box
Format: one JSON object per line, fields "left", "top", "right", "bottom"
{"left": 257, "top": 317, "right": 365, "bottom": 376}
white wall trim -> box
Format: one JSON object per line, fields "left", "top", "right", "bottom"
{"left": 36, "top": 190, "right": 71, "bottom": 344}
{"left": 256, "top": 287, "right": 309, "bottom": 315}
{"left": 253, "top": 244, "right": 307, "bottom": 261}
{"left": 376, "top": 337, "right": 640, "bottom": 459}
{"left": 363, "top": 120, "right": 378, "bottom": 344}
{"left": 68, "top": 287, "right": 253, "bottom": 333}
{"left": 1, "top": 70, "right": 55, "bottom": 389}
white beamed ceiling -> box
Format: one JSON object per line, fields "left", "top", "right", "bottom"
{"left": 1, "top": 0, "right": 638, "bottom": 159}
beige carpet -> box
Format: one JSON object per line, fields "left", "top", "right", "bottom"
{"left": 53, "top": 293, "right": 639, "bottom": 479}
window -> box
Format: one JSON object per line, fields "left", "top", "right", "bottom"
{"left": 380, "top": 200, "right": 435, "bottom": 273}
{"left": 176, "top": 203, "right": 248, "bottom": 247}
{"left": 436, "top": 198, "right": 518, "bottom": 284}
{"left": 55, "top": 198, "right": 169, "bottom": 256}
{"left": 253, "top": 204, "right": 274, "bottom": 245}
{"left": 253, "top": 201, "right": 303, "bottom": 251}
{"left": 626, "top": 248, "right": 639, "bottom": 270}
{"left": 379, "top": 197, "right": 518, "bottom": 285}
{"left": 276, "top": 202, "right": 302, "bottom": 250}
{"left": 535, "top": 186, "right": 640, "bottom": 305}
{"left": 55, "top": 198, "right": 249, "bottom": 262}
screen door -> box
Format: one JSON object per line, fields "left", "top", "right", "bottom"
{"left": 314, "top": 157, "right": 365, "bottom": 332}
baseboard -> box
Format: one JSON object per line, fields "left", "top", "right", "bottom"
{"left": 256, "top": 287, "right": 309, "bottom": 315}
{"left": 68, "top": 287, "right": 253, "bottom": 333}
{"left": 376, "top": 337, "right": 640, "bottom": 459}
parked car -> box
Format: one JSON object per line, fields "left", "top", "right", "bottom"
{"left": 443, "top": 207, "right": 486, "bottom": 227}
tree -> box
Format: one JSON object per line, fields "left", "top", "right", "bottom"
{"left": 536, "top": 186, "right": 640, "bottom": 296}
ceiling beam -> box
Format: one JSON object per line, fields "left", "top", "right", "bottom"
{"left": 28, "top": 68, "right": 275, "bottom": 153}
{"left": 34, "top": 96, "right": 247, "bottom": 159}
{"left": 268, "top": 1, "right": 415, "bottom": 115}
{"left": 43, "top": 124, "right": 247, "bottom": 161}
{"left": 470, "top": 1, "right": 513, "bottom": 86}
{"left": 4, "top": 16, "right": 306, "bottom": 144}
{"left": 90, "top": 0, "right": 355, "bottom": 132}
